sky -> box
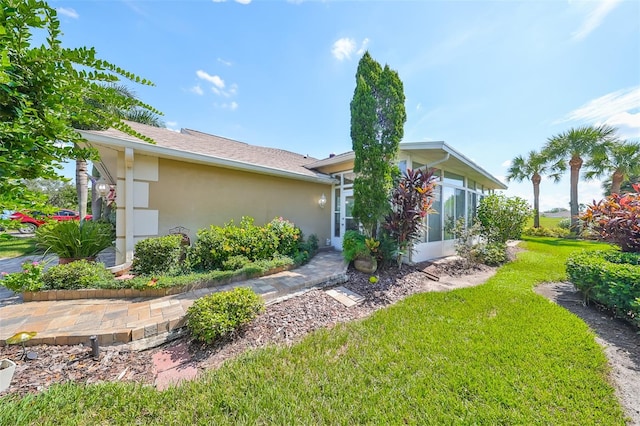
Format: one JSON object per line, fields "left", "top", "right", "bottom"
{"left": 51, "top": 0, "right": 640, "bottom": 212}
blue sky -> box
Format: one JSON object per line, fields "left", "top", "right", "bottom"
{"left": 53, "top": 0, "right": 639, "bottom": 211}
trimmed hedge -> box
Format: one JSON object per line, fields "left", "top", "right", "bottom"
{"left": 186, "top": 287, "right": 265, "bottom": 344}
{"left": 132, "top": 234, "right": 184, "bottom": 275}
{"left": 522, "top": 226, "right": 570, "bottom": 238}
{"left": 566, "top": 250, "right": 640, "bottom": 327}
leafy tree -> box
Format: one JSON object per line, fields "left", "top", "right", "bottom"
{"left": 23, "top": 178, "right": 77, "bottom": 209}
{"left": 542, "top": 125, "right": 618, "bottom": 230}
{"left": 476, "top": 194, "right": 531, "bottom": 244}
{"left": 584, "top": 140, "right": 640, "bottom": 196}
{"left": 0, "top": 0, "right": 160, "bottom": 212}
{"left": 350, "top": 52, "right": 406, "bottom": 237}
{"left": 506, "top": 150, "right": 555, "bottom": 228}
{"left": 383, "top": 168, "right": 436, "bottom": 265}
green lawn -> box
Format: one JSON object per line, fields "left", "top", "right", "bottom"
{"left": 0, "top": 236, "right": 627, "bottom": 425}
{"left": 0, "top": 234, "right": 38, "bottom": 259}
{"left": 527, "top": 215, "right": 565, "bottom": 228}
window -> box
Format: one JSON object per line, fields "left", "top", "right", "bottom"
{"left": 443, "top": 171, "right": 464, "bottom": 186}
{"left": 427, "top": 185, "right": 442, "bottom": 242}
{"left": 443, "top": 186, "right": 466, "bottom": 240}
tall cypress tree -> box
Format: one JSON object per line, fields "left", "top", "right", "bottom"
{"left": 350, "top": 52, "right": 406, "bottom": 237}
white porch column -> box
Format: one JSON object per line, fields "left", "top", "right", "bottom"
{"left": 125, "top": 147, "right": 135, "bottom": 263}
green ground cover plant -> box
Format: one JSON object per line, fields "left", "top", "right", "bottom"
{"left": 0, "top": 237, "right": 627, "bottom": 424}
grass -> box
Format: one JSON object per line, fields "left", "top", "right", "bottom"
{"left": 0, "top": 236, "right": 628, "bottom": 425}
{"left": 0, "top": 234, "right": 38, "bottom": 259}
{"left": 527, "top": 215, "right": 564, "bottom": 228}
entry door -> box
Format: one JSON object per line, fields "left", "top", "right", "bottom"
{"left": 333, "top": 189, "right": 356, "bottom": 250}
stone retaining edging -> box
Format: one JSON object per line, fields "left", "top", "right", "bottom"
{"left": 22, "top": 265, "right": 292, "bottom": 302}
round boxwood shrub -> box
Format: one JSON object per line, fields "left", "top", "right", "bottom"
{"left": 566, "top": 250, "right": 640, "bottom": 326}
{"left": 186, "top": 287, "right": 264, "bottom": 344}
{"left": 42, "top": 260, "right": 115, "bottom": 290}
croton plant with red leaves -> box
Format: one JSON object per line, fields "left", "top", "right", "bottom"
{"left": 581, "top": 183, "right": 640, "bottom": 252}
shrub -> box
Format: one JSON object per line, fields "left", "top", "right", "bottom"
{"left": 342, "top": 230, "right": 368, "bottom": 262}
{"left": 222, "top": 255, "right": 251, "bottom": 271}
{"left": 188, "top": 217, "right": 300, "bottom": 271}
{"left": 566, "top": 250, "right": 640, "bottom": 327}
{"left": 42, "top": 260, "right": 115, "bottom": 290}
{"left": 266, "top": 217, "right": 301, "bottom": 257}
{"left": 557, "top": 218, "right": 572, "bottom": 230}
{"left": 470, "top": 242, "right": 507, "bottom": 266}
{"left": 581, "top": 183, "right": 640, "bottom": 252}
{"left": 186, "top": 287, "right": 265, "bottom": 344}
{"left": 0, "top": 261, "right": 45, "bottom": 292}
{"left": 132, "top": 235, "right": 183, "bottom": 276}
{"left": 36, "top": 220, "right": 113, "bottom": 259}
{"left": 522, "top": 226, "right": 570, "bottom": 238}
{"left": 476, "top": 194, "right": 531, "bottom": 243}
{"left": 295, "top": 233, "right": 319, "bottom": 265}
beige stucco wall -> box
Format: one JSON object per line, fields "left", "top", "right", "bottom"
{"left": 150, "top": 158, "right": 332, "bottom": 247}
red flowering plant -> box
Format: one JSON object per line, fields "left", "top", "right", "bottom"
{"left": 383, "top": 168, "right": 437, "bottom": 265}
{"left": 581, "top": 183, "right": 640, "bottom": 252}
{"left": 0, "top": 261, "right": 45, "bottom": 292}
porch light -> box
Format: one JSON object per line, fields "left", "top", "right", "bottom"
{"left": 96, "top": 181, "right": 109, "bottom": 197}
{"left": 319, "top": 193, "right": 327, "bottom": 209}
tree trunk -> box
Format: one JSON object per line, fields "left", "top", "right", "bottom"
{"left": 532, "top": 172, "right": 541, "bottom": 228}
{"left": 569, "top": 155, "right": 583, "bottom": 231}
{"left": 611, "top": 169, "right": 624, "bottom": 195}
{"left": 76, "top": 157, "right": 88, "bottom": 220}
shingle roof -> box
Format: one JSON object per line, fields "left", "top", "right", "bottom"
{"left": 81, "top": 121, "right": 332, "bottom": 181}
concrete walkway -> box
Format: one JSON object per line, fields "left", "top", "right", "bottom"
{"left": 0, "top": 250, "right": 348, "bottom": 348}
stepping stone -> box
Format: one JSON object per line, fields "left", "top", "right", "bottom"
{"left": 326, "top": 286, "right": 364, "bottom": 307}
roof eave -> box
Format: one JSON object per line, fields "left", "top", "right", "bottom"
{"left": 79, "top": 131, "right": 338, "bottom": 185}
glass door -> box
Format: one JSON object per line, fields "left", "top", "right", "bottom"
{"left": 332, "top": 189, "right": 355, "bottom": 250}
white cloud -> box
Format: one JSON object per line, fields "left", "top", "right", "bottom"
{"left": 331, "top": 38, "right": 356, "bottom": 61}
{"left": 332, "top": 37, "right": 370, "bottom": 61}
{"left": 501, "top": 160, "right": 512, "bottom": 167}
{"left": 190, "top": 85, "right": 204, "bottom": 96}
{"left": 571, "top": 0, "right": 621, "bottom": 41}
{"left": 217, "top": 58, "right": 232, "bottom": 66}
{"left": 555, "top": 86, "right": 640, "bottom": 138}
{"left": 216, "top": 101, "right": 239, "bottom": 111}
{"left": 416, "top": 103, "right": 422, "bottom": 111}
{"left": 57, "top": 7, "right": 79, "bottom": 19}
{"left": 196, "top": 70, "right": 225, "bottom": 89}
{"left": 212, "top": 0, "right": 251, "bottom": 3}
{"left": 166, "top": 121, "right": 178, "bottom": 127}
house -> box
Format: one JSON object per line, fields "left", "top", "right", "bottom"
{"left": 79, "top": 122, "right": 506, "bottom": 266}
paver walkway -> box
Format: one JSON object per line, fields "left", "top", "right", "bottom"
{"left": 0, "top": 250, "right": 348, "bottom": 348}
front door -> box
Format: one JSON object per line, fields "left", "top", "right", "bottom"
{"left": 332, "top": 189, "right": 356, "bottom": 250}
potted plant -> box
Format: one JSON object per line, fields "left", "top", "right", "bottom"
{"left": 342, "top": 230, "right": 379, "bottom": 274}
{"left": 36, "top": 220, "right": 114, "bottom": 264}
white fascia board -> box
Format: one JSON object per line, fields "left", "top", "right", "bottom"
{"left": 80, "top": 132, "right": 338, "bottom": 185}
{"left": 401, "top": 141, "right": 507, "bottom": 190}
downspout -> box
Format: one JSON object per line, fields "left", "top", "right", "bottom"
{"left": 125, "top": 147, "right": 134, "bottom": 263}
{"left": 426, "top": 152, "right": 450, "bottom": 169}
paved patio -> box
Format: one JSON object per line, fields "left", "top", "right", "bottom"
{"left": 0, "top": 250, "right": 348, "bottom": 348}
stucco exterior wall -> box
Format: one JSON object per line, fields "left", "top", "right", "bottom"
{"left": 149, "top": 158, "right": 332, "bottom": 246}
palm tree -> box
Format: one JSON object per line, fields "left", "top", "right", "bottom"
{"left": 585, "top": 140, "right": 640, "bottom": 196}
{"left": 506, "top": 150, "right": 555, "bottom": 228}
{"left": 75, "top": 84, "right": 163, "bottom": 219}
{"left": 542, "top": 125, "right": 618, "bottom": 230}
{"left": 601, "top": 173, "right": 640, "bottom": 196}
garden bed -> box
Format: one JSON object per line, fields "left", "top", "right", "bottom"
{"left": 21, "top": 264, "right": 292, "bottom": 302}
